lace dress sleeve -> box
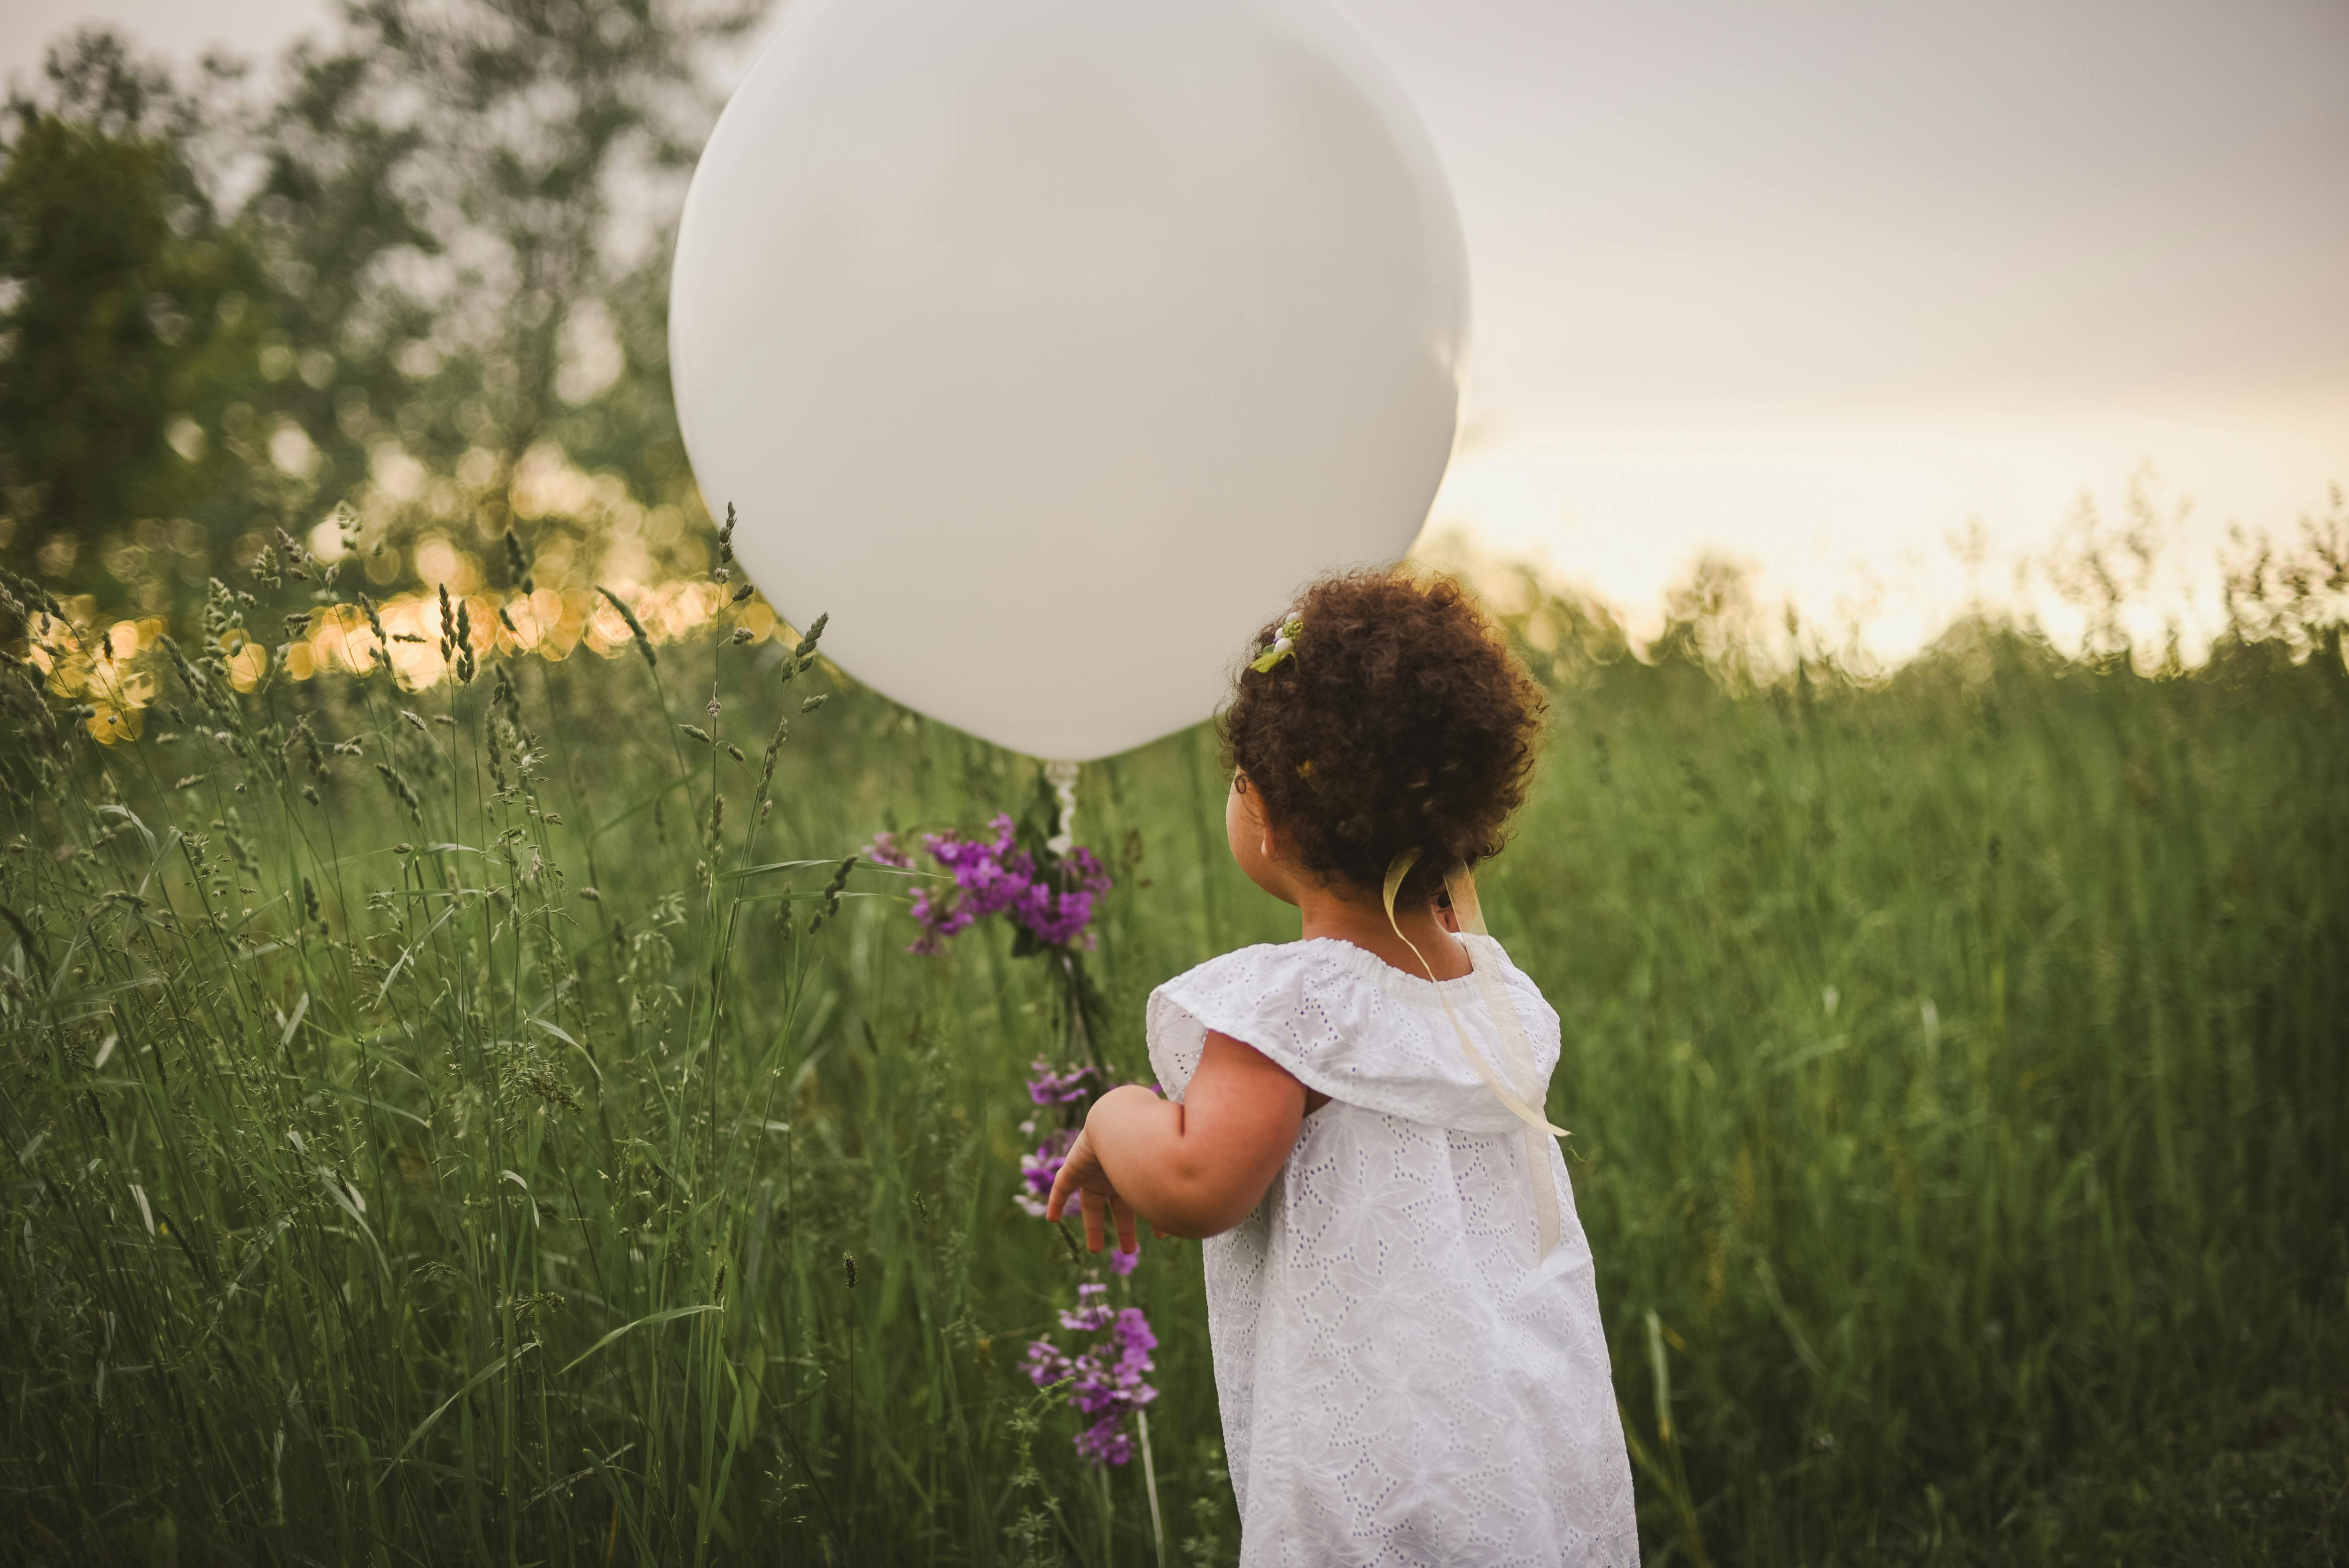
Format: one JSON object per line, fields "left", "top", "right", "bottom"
{"left": 1145, "top": 939, "right": 1551, "bottom": 1132}
{"left": 1145, "top": 944, "right": 1349, "bottom": 1103}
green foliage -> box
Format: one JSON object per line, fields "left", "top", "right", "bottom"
{"left": 0, "top": 34, "right": 276, "bottom": 620}
{"left": 1, "top": 3, "right": 765, "bottom": 635}
{"left": 1, "top": 539, "right": 2345, "bottom": 1564}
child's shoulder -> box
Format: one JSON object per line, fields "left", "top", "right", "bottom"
{"left": 1143, "top": 940, "right": 1365, "bottom": 1103}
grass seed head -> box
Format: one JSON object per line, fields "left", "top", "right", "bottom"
{"left": 511, "top": 1291, "right": 566, "bottom": 1324}
{"left": 806, "top": 854, "right": 857, "bottom": 934}
{"left": 272, "top": 525, "right": 313, "bottom": 580}
{"left": 357, "top": 592, "right": 389, "bottom": 662}
{"left": 376, "top": 763, "right": 423, "bottom": 823}
{"left": 794, "top": 613, "right": 828, "bottom": 658}
{"left": 597, "top": 586, "right": 657, "bottom": 669}
{"left": 503, "top": 529, "right": 533, "bottom": 594}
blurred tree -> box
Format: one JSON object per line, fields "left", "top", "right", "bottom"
{"left": 0, "top": 31, "right": 276, "bottom": 627}
{"left": 244, "top": 0, "right": 768, "bottom": 599}
{"left": 1, "top": 0, "right": 769, "bottom": 631}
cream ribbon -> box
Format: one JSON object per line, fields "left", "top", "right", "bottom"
{"left": 1382, "top": 850, "right": 1566, "bottom": 1259}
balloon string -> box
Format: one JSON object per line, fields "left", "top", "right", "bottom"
{"left": 1044, "top": 760, "right": 1080, "bottom": 857}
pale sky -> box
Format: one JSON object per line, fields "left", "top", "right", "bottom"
{"left": 9, "top": 0, "right": 2347, "bottom": 659}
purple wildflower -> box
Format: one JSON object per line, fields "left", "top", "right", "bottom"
{"left": 1027, "top": 1058, "right": 1096, "bottom": 1106}
{"left": 900, "top": 815, "right": 1112, "bottom": 954}
{"left": 1058, "top": 1283, "right": 1115, "bottom": 1335}
{"left": 1015, "top": 1124, "right": 1078, "bottom": 1219}
{"left": 905, "top": 885, "right": 975, "bottom": 955}
{"left": 1013, "top": 845, "right": 1112, "bottom": 948}
{"left": 1073, "top": 1420, "right": 1133, "bottom": 1467}
{"left": 1022, "top": 1337, "right": 1074, "bottom": 1388}
{"left": 859, "top": 831, "right": 914, "bottom": 869}
{"left": 1025, "top": 1284, "right": 1159, "bottom": 1467}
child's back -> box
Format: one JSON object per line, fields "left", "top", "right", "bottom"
{"left": 1151, "top": 933, "right": 1638, "bottom": 1566}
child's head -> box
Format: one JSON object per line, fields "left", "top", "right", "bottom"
{"left": 1220, "top": 567, "right": 1547, "bottom": 907}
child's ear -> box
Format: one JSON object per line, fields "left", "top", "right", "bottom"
{"left": 1246, "top": 786, "right": 1284, "bottom": 859}
{"left": 1232, "top": 771, "right": 1261, "bottom": 823}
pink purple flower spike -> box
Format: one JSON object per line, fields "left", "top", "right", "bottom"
{"left": 1073, "top": 1420, "right": 1133, "bottom": 1467}
{"left": 895, "top": 812, "right": 1112, "bottom": 955}
{"left": 1027, "top": 1059, "right": 1096, "bottom": 1106}
{"left": 1025, "top": 1282, "right": 1159, "bottom": 1467}
{"left": 1015, "top": 1125, "right": 1079, "bottom": 1219}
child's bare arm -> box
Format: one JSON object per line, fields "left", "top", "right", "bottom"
{"left": 1045, "top": 1032, "right": 1306, "bottom": 1244}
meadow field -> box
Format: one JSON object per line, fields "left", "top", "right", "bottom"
{"left": 2, "top": 536, "right": 2346, "bottom": 1567}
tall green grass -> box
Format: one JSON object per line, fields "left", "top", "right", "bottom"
{"left": 2, "top": 548, "right": 2345, "bottom": 1565}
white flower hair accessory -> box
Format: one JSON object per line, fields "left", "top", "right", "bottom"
{"left": 1249, "top": 615, "right": 1304, "bottom": 674}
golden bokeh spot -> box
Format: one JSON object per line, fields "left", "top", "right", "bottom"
{"left": 85, "top": 703, "right": 144, "bottom": 745}
{"left": 229, "top": 642, "right": 270, "bottom": 691}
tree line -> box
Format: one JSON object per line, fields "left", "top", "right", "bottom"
{"left": 0, "top": 0, "right": 771, "bottom": 637}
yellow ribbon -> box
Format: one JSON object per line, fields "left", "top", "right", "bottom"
{"left": 1383, "top": 849, "right": 1566, "bottom": 1258}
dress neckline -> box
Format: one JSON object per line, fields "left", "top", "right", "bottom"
{"left": 1287, "top": 933, "right": 1490, "bottom": 998}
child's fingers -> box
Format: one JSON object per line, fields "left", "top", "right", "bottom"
{"left": 1044, "top": 1161, "right": 1073, "bottom": 1223}
{"left": 1081, "top": 1195, "right": 1106, "bottom": 1253}
{"left": 1112, "top": 1198, "right": 1140, "bottom": 1257}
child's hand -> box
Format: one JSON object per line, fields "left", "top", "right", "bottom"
{"left": 1044, "top": 1124, "right": 1143, "bottom": 1259}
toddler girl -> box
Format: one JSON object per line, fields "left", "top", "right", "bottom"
{"left": 1046, "top": 568, "right": 1640, "bottom": 1566}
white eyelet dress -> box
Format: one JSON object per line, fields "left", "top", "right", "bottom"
{"left": 1147, "top": 935, "right": 1641, "bottom": 1568}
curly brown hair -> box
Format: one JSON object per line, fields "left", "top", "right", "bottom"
{"left": 1221, "top": 567, "right": 1547, "bottom": 906}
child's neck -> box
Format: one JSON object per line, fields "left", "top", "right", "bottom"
{"left": 1294, "top": 884, "right": 1472, "bottom": 982}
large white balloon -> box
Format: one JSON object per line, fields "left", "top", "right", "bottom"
{"left": 670, "top": 0, "right": 1468, "bottom": 760}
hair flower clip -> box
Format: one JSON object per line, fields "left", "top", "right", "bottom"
{"left": 1250, "top": 616, "right": 1304, "bottom": 674}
